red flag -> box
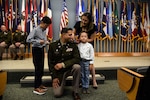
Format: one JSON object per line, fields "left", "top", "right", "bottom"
{"left": 60, "top": 0, "right": 68, "bottom": 32}
{"left": 47, "top": 0, "right": 53, "bottom": 40}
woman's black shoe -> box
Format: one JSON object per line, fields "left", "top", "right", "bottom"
{"left": 72, "top": 92, "right": 81, "bottom": 100}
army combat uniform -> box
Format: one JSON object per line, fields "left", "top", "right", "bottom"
{"left": 0, "top": 31, "right": 11, "bottom": 60}
{"left": 9, "top": 30, "right": 27, "bottom": 60}
{"left": 48, "top": 40, "right": 81, "bottom": 97}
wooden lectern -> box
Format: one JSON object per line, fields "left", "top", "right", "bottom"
{"left": 117, "top": 67, "right": 145, "bottom": 100}
{"left": 0, "top": 71, "right": 7, "bottom": 100}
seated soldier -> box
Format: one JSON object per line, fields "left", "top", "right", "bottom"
{"left": 0, "top": 25, "right": 11, "bottom": 60}
{"left": 9, "top": 25, "right": 27, "bottom": 60}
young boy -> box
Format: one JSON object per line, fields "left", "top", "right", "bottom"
{"left": 77, "top": 31, "right": 94, "bottom": 94}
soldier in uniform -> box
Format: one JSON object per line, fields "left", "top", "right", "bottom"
{"left": 9, "top": 25, "right": 27, "bottom": 60}
{"left": 48, "top": 28, "right": 81, "bottom": 100}
{"left": 0, "top": 25, "right": 11, "bottom": 60}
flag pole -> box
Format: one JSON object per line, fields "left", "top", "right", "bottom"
{"left": 100, "top": 37, "right": 102, "bottom": 52}
{"left": 115, "top": 37, "right": 118, "bottom": 52}
{"left": 137, "top": 40, "right": 140, "bottom": 52}
{"left": 106, "top": 38, "right": 109, "bottom": 52}
{"left": 131, "top": 40, "right": 134, "bottom": 52}
{"left": 112, "top": 39, "right": 114, "bottom": 52}
{"left": 140, "top": 40, "right": 142, "bottom": 52}
{"left": 104, "top": 39, "right": 106, "bottom": 52}
{"left": 118, "top": 22, "right": 121, "bottom": 52}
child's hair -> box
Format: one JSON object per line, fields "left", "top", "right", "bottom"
{"left": 78, "top": 31, "right": 88, "bottom": 39}
{"left": 41, "top": 16, "right": 52, "bottom": 24}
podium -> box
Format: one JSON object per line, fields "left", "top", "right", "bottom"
{"left": 0, "top": 71, "right": 7, "bottom": 100}
{"left": 117, "top": 67, "right": 144, "bottom": 100}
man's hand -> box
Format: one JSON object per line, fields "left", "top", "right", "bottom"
{"left": 0, "top": 41, "right": 6, "bottom": 45}
{"left": 54, "top": 63, "right": 63, "bottom": 70}
{"left": 46, "top": 41, "right": 50, "bottom": 45}
{"left": 40, "top": 40, "right": 45, "bottom": 45}
{"left": 15, "top": 42, "right": 21, "bottom": 47}
{"left": 52, "top": 78, "right": 60, "bottom": 88}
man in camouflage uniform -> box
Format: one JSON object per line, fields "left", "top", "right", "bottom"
{"left": 0, "top": 25, "right": 11, "bottom": 60}
{"left": 9, "top": 25, "right": 27, "bottom": 60}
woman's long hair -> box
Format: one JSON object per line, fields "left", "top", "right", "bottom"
{"left": 81, "top": 12, "right": 94, "bottom": 32}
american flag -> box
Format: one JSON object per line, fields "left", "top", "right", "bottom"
{"left": 60, "top": 0, "right": 68, "bottom": 32}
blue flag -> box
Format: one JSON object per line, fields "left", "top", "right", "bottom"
{"left": 76, "top": 0, "right": 85, "bottom": 21}
{"left": 100, "top": 1, "right": 107, "bottom": 40}
{"left": 120, "top": 0, "right": 127, "bottom": 41}
{"left": 107, "top": 0, "right": 113, "bottom": 40}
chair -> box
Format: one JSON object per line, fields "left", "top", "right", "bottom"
{"left": 0, "top": 71, "right": 7, "bottom": 100}
{"left": 117, "top": 67, "right": 144, "bottom": 100}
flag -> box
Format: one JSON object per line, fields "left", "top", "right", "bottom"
{"left": 76, "top": 0, "right": 85, "bottom": 21}
{"left": 37, "top": 0, "right": 46, "bottom": 25}
{"left": 37, "top": 0, "right": 42, "bottom": 24}
{"left": 5, "top": 0, "right": 9, "bottom": 29}
{"left": 1, "top": 0, "right": 5, "bottom": 26}
{"left": 107, "top": 0, "right": 113, "bottom": 40}
{"left": 144, "top": 3, "right": 149, "bottom": 39}
{"left": 126, "top": 2, "right": 132, "bottom": 40}
{"left": 26, "top": 0, "right": 33, "bottom": 34}
{"left": 140, "top": 3, "right": 148, "bottom": 42}
{"left": 40, "top": 0, "right": 46, "bottom": 19}
{"left": 24, "top": 0, "right": 28, "bottom": 32}
{"left": 120, "top": 0, "right": 127, "bottom": 41}
{"left": 87, "top": 0, "right": 91, "bottom": 12}
{"left": 131, "top": 2, "right": 138, "bottom": 41}
{"left": 33, "top": 0, "right": 37, "bottom": 28}
{"left": 60, "top": 0, "right": 68, "bottom": 32}
{"left": 136, "top": 3, "right": 143, "bottom": 41}
{"left": 0, "top": 0, "right": 3, "bottom": 26}
{"left": 93, "top": 0, "right": 99, "bottom": 31}
{"left": 112, "top": 1, "right": 119, "bottom": 39}
{"left": 17, "top": 0, "right": 21, "bottom": 25}
{"left": 100, "top": 1, "right": 107, "bottom": 40}
{"left": 8, "top": 0, "right": 13, "bottom": 31}
{"left": 145, "top": 3, "right": 150, "bottom": 49}
{"left": 47, "top": 0, "right": 53, "bottom": 40}
{"left": 21, "top": 0, "right": 26, "bottom": 32}
{"left": 12, "top": 0, "right": 18, "bottom": 32}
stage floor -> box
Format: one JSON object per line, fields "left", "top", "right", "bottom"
{"left": 0, "top": 56, "right": 150, "bottom": 72}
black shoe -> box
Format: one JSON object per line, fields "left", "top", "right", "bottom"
{"left": 0, "top": 56, "right": 2, "bottom": 60}
{"left": 20, "top": 56, "right": 24, "bottom": 60}
{"left": 93, "top": 86, "right": 98, "bottom": 89}
{"left": 14, "top": 55, "right": 19, "bottom": 60}
{"left": 72, "top": 92, "right": 81, "bottom": 100}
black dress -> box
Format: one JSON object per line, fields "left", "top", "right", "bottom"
{"left": 74, "top": 21, "right": 97, "bottom": 46}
